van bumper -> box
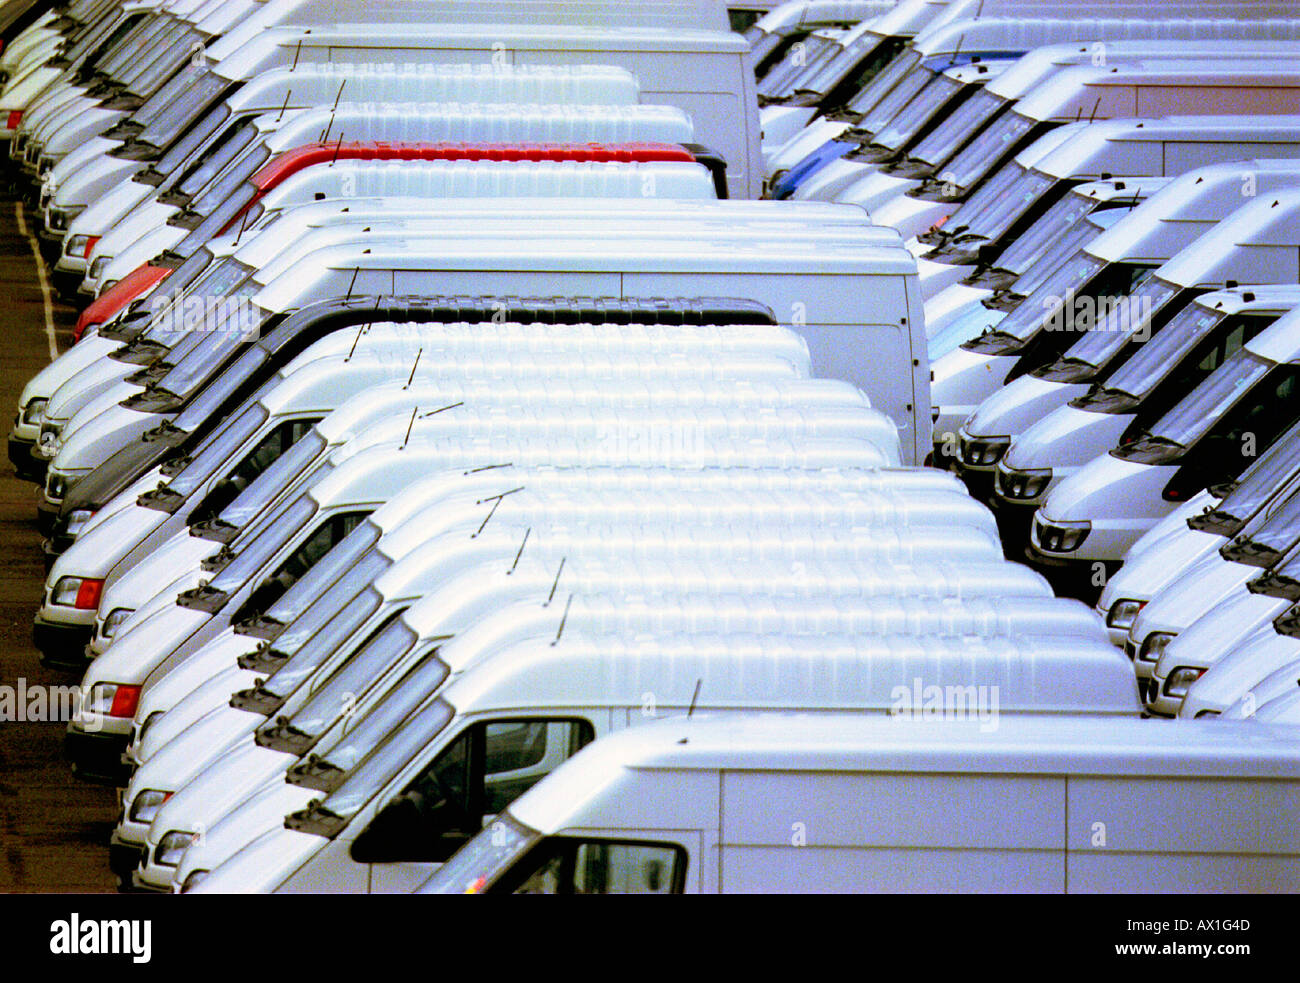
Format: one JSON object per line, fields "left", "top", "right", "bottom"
{"left": 109, "top": 830, "right": 146, "bottom": 883}
{"left": 7, "top": 432, "right": 41, "bottom": 480}
{"left": 33, "top": 615, "right": 92, "bottom": 671}
{"left": 65, "top": 724, "right": 131, "bottom": 786}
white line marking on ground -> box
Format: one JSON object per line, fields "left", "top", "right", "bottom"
{"left": 14, "top": 201, "right": 59, "bottom": 361}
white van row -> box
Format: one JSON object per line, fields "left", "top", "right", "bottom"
{"left": 4, "top": 0, "right": 1299, "bottom": 895}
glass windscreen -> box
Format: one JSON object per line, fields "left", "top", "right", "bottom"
{"left": 1218, "top": 418, "right": 1300, "bottom": 520}
{"left": 136, "top": 70, "right": 229, "bottom": 150}
{"left": 170, "top": 318, "right": 274, "bottom": 427}
{"left": 939, "top": 163, "right": 1022, "bottom": 236}
{"left": 1052, "top": 279, "right": 1181, "bottom": 371}
{"left": 1101, "top": 304, "right": 1227, "bottom": 400}
{"left": 1148, "top": 351, "right": 1275, "bottom": 448}
{"left": 910, "top": 88, "right": 1006, "bottom": 168}
{"left": 319, "top": 695, "right": 455, "bottom": 823}
{"left": 162, "top": 403, "right": 269, "bottom": 496}
{"left": 215, "top": 432, "right": 326, "bottom": 529}
{"left": 986, "top": 253, "right": 1107, "bottom": 344}
{"left": 994, "top": 189, "right": 1104, "bottom": 276}
{"left": 872, "top": 72, "right": 962, "bottom": 150}
{"left": 263, "top": 585, "right": 387, "bottom": 695}
{"left": 152, "top": 104, "right": 232, "bottom": 178}
{"left": 1241, "top": 489, "right": 1300, "bottom": 556}
{"left": 843, "top": 49, "right": 919, "bottom": 118}
{"left": 942, "top": 109, "right": 1036, "bottom": 192}
{"left": 261, "top": 522, "right": 383, "bottom": 628}
{"left": 311, "top": 653, "right": 454, "bottom": 777}
{"left": 274, "top": 617, "right": 425, "bottom": 739}
{"left": 420, "top": 812, "right": 536, "bottom": 894}
{"left": 206, "top": 496, "right": 315, "bottom": 595}
{"left": 1008, "top": 214, "right": 1115, "bottom": 298}
{"left": 177, "top": 120, "right": 260, "bottom": 199}
{"left": 854, "top": 63, "right": 933, "bottom": 135}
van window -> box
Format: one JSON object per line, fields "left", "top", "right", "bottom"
{"left": 948, "top": 166, "right": 1057, "bottom": 249}
{"left": 1035, "top": 280, "right": 1183, "bottom": 383}
{"left": 938, "top": 110, "right": 1038, "bottom": 195}
{"left": 842, "top": 49, "right": 919, "bottom": 118}
{"left": 176, "top": 120, "right": 260, "bottom": 199}
{"left": 260, "top": 586, "right": 389, "bottom": 697}
{"left": 964, "top": 253, "right": 1106, "bottom": 353}
{"left": 349, "top": 718, "right": 595, "bottom": 864}
{"left": 136, "top": 70, "right": 230, "bottom": 151}
{"left": 993, "top": 190, "right": 1105, "bottom": 277}
{"left": 1208, "top": 418, "right": 1300, "bottom": 524}
{"left": 420, "top": 811, "right": 537, "bottom": 893}
{"left": 910, "top": 88, "right": 1006, "bottom": 170}
{"left": 189, "top": 417, "right": 321, "bottom": 526}
{"left": 156, "top": 404, "right": 270, "bottom": 499}
{"left": 508, "top": 839, "right": 686, "bottom": 895}
{"left": 188, "top": 145, "right": 272, "bottom": 217}
{"left": 230, "top": 510, "right": 371, "bottom": 623}
{"left": 257, "top": 516, "right": 380, "bottom": 628}
{"left": 855, "top": 63, "right": 932, "bottom": 136}
{"left": 872, "top": 72, "right": 962, "bottom": 151}
{"left": 153, "top": 105, "right": 234, "bottom": 179}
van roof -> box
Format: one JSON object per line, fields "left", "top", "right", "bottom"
{"left": 1192, "top": 285, "right": 1300, "bottom": 318}
{"left": 440, "top": 630, "right": 1137, "bottom": 718}
{"left": 523, "top": 713, "right": 1300, "bottom": 793}
{"left": 1245, "top": 305, "right": 1300, "bottom": 363}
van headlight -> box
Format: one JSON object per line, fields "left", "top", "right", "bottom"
{"left": 1034, "top": 518, "right": 1091, "bottom": 553}
{"left": 996, "top": 464, "right": 1051, "bottom": 500}
{"left": 85, "top": 682, "right": 140, "bottom": 718}
{"left": 90, "top": 256, "right": 108, "bottom": 279}
{"left": 1137, "top": 631, "right": 1175, "bottom": 666}
{"left": 959, "top": 433, "right": 1010, "bottom": 468}
{"left": 181, "top": 869, "right": 210, "bottom": 893}
{"left": 128, "top": 789, "right": 170, "bottom": 824}
{"left": 51, "top": 576, "right": 103, "bottom": 609}
{"left": 65, "top": 508, "right": 95, "bottom": 536}
{"left": 21, "top": 398, "right": 47, "bottom": 425}
{"left": 101, "top": 607, "right": 132, "bottom": 639}
{"left": 156, "top": 830, "right": 197, "bottom": 867}
{"left": 65, "top": 234, "right": 89, "bottom": 257}
{"left": 1106, "top": 599, "right": 1145, "bottom": 631}
{"left": 1163, "top": 667, "right": 1204, "bottom": 699}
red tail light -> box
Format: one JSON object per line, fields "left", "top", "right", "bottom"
{"left": 74, "top": 578, "right": 104, "bottom": 610}
{"left": 109, "top": 684, "right": 141, "bottom": 718}
{"left": 6, "top": 110, "right": 22, "bottom": 130}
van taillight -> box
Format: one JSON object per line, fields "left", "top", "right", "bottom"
{"left": 6, "top": 110, "right": 22, "bottom": 130}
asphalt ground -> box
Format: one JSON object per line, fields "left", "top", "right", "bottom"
{"left": 0, "top": 198, "right": 117, "bottom": 893}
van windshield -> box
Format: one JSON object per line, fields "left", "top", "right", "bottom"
{"left": 844, "top": 49, "right": 919, "bottom": 119}
{"left": 1215, "top": 419, "right": 1300, "bottom": 522}
{"left": 264, "top": 585, "right": 387, "bottom": 696}
{"left": 319, "top": 695, "right": 455, "bottom": 823}
{"left": 260, "top": 523, "right": 383, "bottom": 632}
{"left": 206, "top": 496, "right": 315, "bottom": 595}
{"left": 177, "top": 120, "right": 260, "bottom": 199}
{"left": 273, "top": 616, "right": 427, "bottom": 741}
{"left": 941, "top": 109, "right": 1036, "bottom": 193}
{"left": 148, "top": 285, "right": 264, "bottom": 400}
{"left": 1051, "top": 279, "right": 1181, "bottom": 373}
{"left": 189, "top": 145, "right": 272, "bottom": 217}
{"left": 854, "top": 62, "right": 933, "bottom": 135}
{"left": 153, "top": 105, "right": 232, "bottom": 178}
{"left": 994, "top": 189, "right": 1106, "bottom": 276}
{"left": 872, "top": 72, "right": 962, "bottom": 151}
{"left": 1009, "top": 214, "right": 1115, "bottom": 298}
{"left": 1102, "top": 304, "right": 1227, "bottom": 400}
{"left": 1238, "top": 489, "right": 1300, "bottom": 559}
{"left": 310, "top": 654, "right": 454, "bottom": 780}
{"left": 977, "top": 253, "right": 1106, "bottom": 346}
{"left": 162, "top": 403, "right": 270, "bottom": 497}
{"left": 216, "top": 431, "right": 328, "bottom": 530}
{"left": 1146, "top": 351, "right": 1275, "bottom": 448}
{"left": 420, "top": 811, "right": 537, "bottom": 894}
{"left": 136, "top": 70, "right": 229, "bottom": 151}
{"left": 169, "top": 307, "right": 275, "bottom": 427}
{"left": 909, "top": 88, "right": 1006, "bottom": 169}
{"left": 951, "top": 166, "right": 1056, "bottom": 245}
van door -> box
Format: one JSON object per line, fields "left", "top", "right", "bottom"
{"left": 357, "top": 718, "right": 596, "bottom": 893}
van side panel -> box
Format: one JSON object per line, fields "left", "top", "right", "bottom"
{"left": 718, "top": 770, "right": 1065, "bottom": 892}
{"left": 1067, "top": 777, "right": 1300, "bottom": 893}
{"left": 621, "top": 270, "right": 922, "bottom": 462}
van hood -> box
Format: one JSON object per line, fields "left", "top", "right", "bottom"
{"left": 1040, "top": 453, "right": 1175, "bottom": 524}
{"left": 967, "top": 375, "right": 1088, "bottom": 444}
{"left": 53, "top": 403, "right": 166, "bottom": 479}
{"left": 1004, "top": 405, "right": 1130, "bottom": 471}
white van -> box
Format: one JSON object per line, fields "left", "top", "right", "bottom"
{"left": 746, "top": 0, "right": 888, "bottom": 79}
{"left": 863, "top": 66, "right": 1300, "bottom": 240}
{"left": 935, "top": 161, "right": 1300, "bottom": 470}
{"left": 992, "top": 288, "right": 1300, "bottom": 525}
{"left": 40, "top": 217, "right": 892, "bottom": 471}
{"left": 395, "top": 712, "right": 1300, "bottom": 895}
{"left": 62, "top": 101, "right": 705, "bottom": 283}
{"left": 792, "top": 33, "right": 1300, "bottom": 206}
{"left": 34, "top": 333, "right": 849, "bottom": 665}
{"left": 1030, "top": 192, "right": 1300, "bottom": 572}
{"left": 1185, "top": 642, "right": 1300, "bottom": 719}
{"left": 157, "top": 626, "right": 1136, "bottom": 893}
{"left": 1096, "top": 416, "right": 1300, "bottom": 645}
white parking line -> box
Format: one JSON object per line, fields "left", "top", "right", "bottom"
{"left": 14, "top": 201, "right": 59, "bottom": 362}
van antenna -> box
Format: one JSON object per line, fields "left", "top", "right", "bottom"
{"left": 472, "top": 486, "right": 522, "bottom": 536}
{"left": 402, "top": 348, "right": 422, "bottom": 389}
{"left": 1087, "top": 97, "right": 1101, "bottom": 124}
{"left": 291, "top": 40, "right": 302, "bottom": 72}
{"left": 343, "top": 322, "right": 367, "bottom": 362}
{"left": 233, "top": 205, "right": 252, "bottom": 246}
{"left": 421, "top": 401, "right": 465, "bottom": 418}
{"left": 329, "top": 131, "right": 345, "bottom": 166}
{"left": 345, "top": 266, "right": 360, "bottom": 300}
{"left": 687, "top": 679, "right": 703, "bottom": 718}
{"left": 550, "top": 593, "right": 573, "bottom": 646}
{"left": 399, "top": 406, "right": 417, "bottom": 450}
{"left": 276, "top": 89, "right": 292, "bottom": 123}
{"left": 545, "top": 557, "right": 566, "bottom": 606}
{"left": 508, "top": 527, "right": 530, "bottom": 574}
